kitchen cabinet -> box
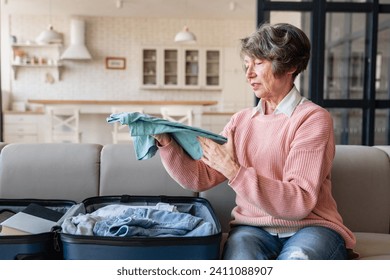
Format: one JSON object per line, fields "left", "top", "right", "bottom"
{"left": 11, "top": 43, "right": 64, "bottom": 80}
{"left": 141, "top": 47, "right": 222, "bottom": 90}
{"left": 163, "top": 49, "right": 179, "bottom": 87}
{"left": 205, "top": 50, "right": 221, "bottom": 88}
{"left": 142, "top": 47, "right": 181, "bottom": 89}
{"left": 183, "top": 49, "right": 199, "bottom": 88}
{"left": 3, "top": 112, "right": 45, "bottom": 143}
{"left": 142, "top": 49, "right": 157, "bottom": 86}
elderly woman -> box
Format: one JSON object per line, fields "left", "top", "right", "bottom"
{"left": 154, "top": 23, "right": 355, "bottom": 260}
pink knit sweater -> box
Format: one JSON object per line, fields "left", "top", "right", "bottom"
{"left": 158, "top": 101, "right": 356, "bottom": 249}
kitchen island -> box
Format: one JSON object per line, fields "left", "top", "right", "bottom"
{"left": 26, "top": 99, "right": 219, "bottom": 144}
{"left": 28, "top": 99, "right": 218, "bottom": 127}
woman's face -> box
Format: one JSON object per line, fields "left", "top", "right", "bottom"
{"left": 243, "top": 55, "right": 294, "bottom": 102}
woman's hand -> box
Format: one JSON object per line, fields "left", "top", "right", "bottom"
{"left": 199, "top": 130, "right": 239, "bottom": 181}
{"left": 153, "top": 133, "right": 171, "bottom": 146}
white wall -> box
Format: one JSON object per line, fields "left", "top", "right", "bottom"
{"left": 1, "top": 7, "right": 255, "bottom": 112}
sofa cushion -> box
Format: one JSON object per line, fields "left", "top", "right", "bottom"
{"left": 0, "top": 143, "right": 102, "bottom": 202}
{"left": 331, "top": 145, "right": 390, "bottom": 234}
{"left": 375, "top": 145, "right": 390, "bottom": 157}
{"left": 99, "top": 144, "right": 196, "bottom": 196}
{"left": 354, "top": 232, "right": 390, "bottom": 260}
{"left": 199, "top": 181, "right": 235, "bottom": 233}
{"left": 0, "top": 142, "right": 7, "bottom": 153}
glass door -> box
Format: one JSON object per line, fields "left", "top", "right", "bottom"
{"left": 184, "top": 50, "right": 199, "bottom": 87}
{"left": 206, "top": 50, "right": 220, "bottom": 87}
{"left": 142, "top": 49, "right": 157, "bottom": 86}
{"left": 163, "top": 49, "right": 178, "bottom": 87}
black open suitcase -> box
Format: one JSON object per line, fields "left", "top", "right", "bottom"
{"left": 60, "top": 195, "right": 222, "bottom": 260}
{"left": 0, "top": 199, "right": 75, "bottom": 260}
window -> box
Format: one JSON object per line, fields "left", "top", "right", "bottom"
{"left": 257, "top": 0, "right": 390, "bottom": 145}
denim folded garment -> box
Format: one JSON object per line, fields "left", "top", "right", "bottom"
{"left": 106, "top": 112, "right": 227, "bottom": 160}
{"left": 61, "top": 204, "right": 218, "bottom": 237}
{"left": 94, "top": 207, "right": 217, "bottom": 237}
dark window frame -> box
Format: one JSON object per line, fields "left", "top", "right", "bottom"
{"left": 256, "top": 0, "right": 390, "bottom": 145}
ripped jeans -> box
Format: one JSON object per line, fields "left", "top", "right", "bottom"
{"left": 222, "top": 225, "right": 348, "bottom": 260}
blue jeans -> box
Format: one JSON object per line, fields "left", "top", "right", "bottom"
{"left": 222, "top": 225, "right": 348, "bottom": 260}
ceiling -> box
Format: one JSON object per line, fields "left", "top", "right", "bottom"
{"left": 3, "top": 0, "right": 257, "bottom": 20}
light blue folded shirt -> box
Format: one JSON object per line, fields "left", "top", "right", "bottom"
{"left": 107, "top": 112, "right": 227, "bottom": 160}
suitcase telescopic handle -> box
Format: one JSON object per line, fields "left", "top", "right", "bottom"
{"left": 119, "top": 195, "right": 169, "bottom": 203}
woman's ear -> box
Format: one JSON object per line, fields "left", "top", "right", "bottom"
{"left": 287, "top": 67, "right": 297, "bottom": 75}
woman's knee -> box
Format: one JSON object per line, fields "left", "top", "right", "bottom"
{"left": 278, "top": 226, "right": 347, "bottom": 260}
{"left": 222, "top": 226, "right": 281, "bottom": 260}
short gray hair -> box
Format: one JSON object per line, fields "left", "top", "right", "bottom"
{"left": 240, "top": 23, "right": 311, "bottom": 79}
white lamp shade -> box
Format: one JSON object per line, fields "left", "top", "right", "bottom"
{"left": 35, "top": 25, "right": 62, "bottom": 44}
{"left": 174, "top": 26, "right": 196, "bottom": 44}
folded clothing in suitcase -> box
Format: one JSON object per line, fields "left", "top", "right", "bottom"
{"left": 0, "top": 199, "right": 76, "bottom": 260}
{"left": 60, "top": 195, "right": 222, "bottom": 260}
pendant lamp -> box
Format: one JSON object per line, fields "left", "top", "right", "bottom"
{"left": 174, "top": 26, "right": 197, "bottom": 44}
{"left": 35, "top": 0, "right": 62, "bottom": 44}
{"left": 173, "top": 0, "right": 196, "bottom": 44}
{"left": 36, "top": 25, "right": 62, "bottom": 44}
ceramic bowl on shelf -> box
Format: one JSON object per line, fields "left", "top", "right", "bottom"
{"left": 12, "top": 102, "right": 26, "bottom": 112}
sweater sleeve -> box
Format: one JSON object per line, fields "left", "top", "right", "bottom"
{"left": 158, "top": 134, "right": 227, "bottom": 192}
{"left": 229, "top": 106, "right": 335, "bottom": 220}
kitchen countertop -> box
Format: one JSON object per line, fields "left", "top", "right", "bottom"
{"left": 4, "top": 110, "right": 44, "bottom": 115}
{"left": 4, "top": 110, "right": 237, "bottom": 116}
{"left": 12, "top": 100, "right": 238, "bottom": 116}
{"left": 28, "top": 99, "right": 218, "bottom": 106}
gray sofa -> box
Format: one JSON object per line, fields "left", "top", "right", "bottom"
{"left": 0, "top": 142, "right": 389, "bottom": 260}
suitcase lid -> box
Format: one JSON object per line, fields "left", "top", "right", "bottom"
{"left": 0, "top": 198, "right": 76, "bottom": 215}
{"left": 0, "top": 198, "right": 76, "bottom": 239}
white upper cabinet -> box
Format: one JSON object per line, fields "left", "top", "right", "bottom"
{"left": 163, "top": 49, "right": 179, "bottom": 88}
{"left": 141, "top": 48, "right": 158, "bottom": 87}
{"left": 183, "top": 49, "right": 200, "bottom": 89}
{"left": 141, "top": 47, "right": 222, "bottom": 90}
{"left": 205, "top": 49, "right": 221, "bottom": 88}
